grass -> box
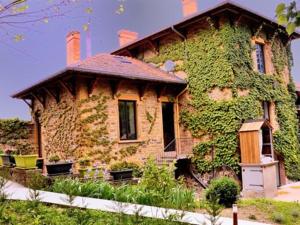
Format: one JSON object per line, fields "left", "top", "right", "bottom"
{"left": 239, "top": 199, "right": 300, "bottom": 225}
{"left": 0, "top": 200, "right": 188, "bottom": 225}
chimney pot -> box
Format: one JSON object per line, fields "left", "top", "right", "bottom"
{"left": 181, "top": 0, "right": 198, "bottom": 17}
{"left": 66, "top": 31, "right": 80, "bottom": 65}
{"left": 118, "top": 29, "right": 138, "bottom": 47}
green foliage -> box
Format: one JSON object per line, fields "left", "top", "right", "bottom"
{"left": 0, "top": 119, "right": 33, "bottom": 154}
{"left": 203, "top": 194, "right": 223, "bottom": 225}
{"left": 51, "top": 160, "right": 195, "bottom": 210}
{"left": 146, "top": 107, "right": 158, "bottom": 134}
{"left": 48, "top": 154, "right": 60, "bottom": 163}
{"left": 240, "top": 198, "right": 300, "bottom": 225}
{"left": 272, "top": 213, "right": 285, "bottom": 224}
{"left": 78, "top": 157, "right": 92, "bottom": 167}
{"left": 248, "top": 214, "right": 257, "bottom": 220}
{"left": 147, "top": 19, "right": 300, "bottom": 180}
{"left": 276, "top": 1, "right": 300, "bottom": 35}
{"left": 205, "top": 177, "right": 240, "bottom": 208}
{"left": 110, "top": 161, "right": 143, "bottom": 177}
{"left": 0, "top": 200, "right": 187, "bottom": 225}
{"left": 291, "top": 209, "right": 300, "bottom": 218}
{"left": 140, "top": 159, "right": 176, "bottom": 194}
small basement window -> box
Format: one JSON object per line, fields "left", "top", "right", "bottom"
{"left": 255, "top": 43, "right": 266, "bottom": 74}
{"left": 119, "top": 100, "right": 137, "bottom": 140}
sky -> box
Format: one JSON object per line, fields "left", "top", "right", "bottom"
{"left": 0, "top": 0, "right": 299, "bottom": 120}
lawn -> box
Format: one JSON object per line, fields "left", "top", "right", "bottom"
{"left": 221, "top": 199, "right": 300, "bottom": 225}
{"left": 0, "top": 200, "right": 187, "bottom": 225}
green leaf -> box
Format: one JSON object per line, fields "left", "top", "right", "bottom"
{"left": 286, "top": 22, "right": 296, "bottom": 35}
{"left": 83, "top": 24, "right": 89, "bottom": 31}
{"left": 14, "top": 34, "right": 24, "bottom": 42}
{"left": 278, "top": 14, "right": 288, "bottom": 25}
{"left": 85, "top": 7, "right": 93, "bottom": 14}
{"left": 276, "top": 3, "right": 286, "bottom": 15}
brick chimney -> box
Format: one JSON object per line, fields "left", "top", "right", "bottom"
{"left": 118, "top": 29, "right": 138, "bottom": 47}
{"left": 181, "top": 0, "right": 198, "bottom": 17}
{"left": 66, "top": 31, "right": 80, "bottom": 65}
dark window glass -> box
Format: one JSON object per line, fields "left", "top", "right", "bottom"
{"left": 256, "top": 43, "right": 266, "bottom": 73}
{"left": 119, "top": 100, "right": 137, "bottom": 140}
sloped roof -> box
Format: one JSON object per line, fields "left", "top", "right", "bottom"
{"left": 70, "top": 54, "right": 184, "bottom": 83}
{"left": 239, "top": 119, "right": 271, "bottom": 132}
{"left": 12, "top": 54, "right": 185, "bottom": 98}
{"left": 112, "top": 1, "right": 300, "bottom": 55}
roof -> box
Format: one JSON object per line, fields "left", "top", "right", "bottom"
{"left": 239, "top": 119, "right": 271, "bottom": 132}
{"left": 112, "top": 1, "right": 300, "bottom": 55}
{"left": 12, "top": 54, "right": 185, "bottom": 98}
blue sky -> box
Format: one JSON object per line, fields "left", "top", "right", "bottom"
{"left": 0, "top": 0, "right": 299, "bottom": 120}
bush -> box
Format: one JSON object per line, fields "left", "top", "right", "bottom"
{"left": 291, "top": 209, "right": 299, "bottom": 218}
{"left": 205, "top": 177, "right": 240, "bottom": 208}
{"left": 272, "top": 213, "right": 285, "bottom": 224}
{"left": 140, "top": 159, "right": 176, "bottom": 194}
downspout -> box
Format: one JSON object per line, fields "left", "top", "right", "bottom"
{"left": 171, "top": 26, "right": 186, "bottom": 40}
{"left": 175, "top": 87, "right": 188, "bottom": 154}
{"left": 171, "top": 26, "right": 188, "bottom": 60}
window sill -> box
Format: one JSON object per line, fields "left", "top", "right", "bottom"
{"left": 118, "top": 140, "right": 143, "bottom": 144}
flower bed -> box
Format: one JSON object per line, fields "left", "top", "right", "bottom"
{"left": 51, "top": 159, "right": 196, "bottom": 210}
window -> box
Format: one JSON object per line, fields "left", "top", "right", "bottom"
{"left": 256, "top": 43, "right": 266, "bottom": 73}
{"left": 119, "top": 100, "right": 137, "bottom": 140}
{"left": 262, "top": 101, "right": 270, "bottom": 120}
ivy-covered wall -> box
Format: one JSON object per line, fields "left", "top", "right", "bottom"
{"left": 142, "top": 18, "right": 300, "bottom": 180}
{"left": 0, "top": 119, "right": 34, "bottom": 154}
{"left": 34, "top": 78, "right": 172, "bottom": 167}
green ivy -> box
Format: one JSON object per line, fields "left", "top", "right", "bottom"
{"left": 0, "top": 119, "right": 33, "bottom": 154}
{"left": 146, "top": 19, "right": 300, "bottom": 180}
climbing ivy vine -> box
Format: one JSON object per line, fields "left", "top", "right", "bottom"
{"left": 40, "top": 92, "right": 159, "bottom": 165}
{"left": 146, "top": 18, "right": 300, "bottom": 180}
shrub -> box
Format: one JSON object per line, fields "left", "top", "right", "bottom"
{"left": 205, "top": 177, "right": 240, "bottom": 208}
{"left": 49, "top": 155, "right": 60, "bottom": 163}
{"left": 291, "top": 209, "right": 299, "bottom": 218}
{"left": 272, "top": 213, "right": 285, "bottom": 224}
{"left": 248, "top": 214, "right": 257, "bottom": 220}
{"left": 140, "top": 158, "right": 176, "bottom": 194}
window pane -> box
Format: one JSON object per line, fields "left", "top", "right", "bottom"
{"left": 256, "top": 44, "right": 266, "bottom": 73}
{"left": 119, "top": 101, "right": 128, "bottom": 140}
{"left": 118, "top": 101, "right": 137, "bottom": 140}
{"left": 127, "top": 102, "right": 137, "bottom": 139}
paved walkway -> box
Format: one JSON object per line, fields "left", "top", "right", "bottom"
{"left": 4, "top": 181, "right": 270, "bottom": 225}
{"left": 274, "top": 181, "right": 300, "bottom": 202}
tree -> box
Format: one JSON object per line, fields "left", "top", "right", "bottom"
{"left": 0, "top": 0, "right": 125, "bottom": 42}
{"left": 276, "top": 1, "right": 300, "bottom": 35}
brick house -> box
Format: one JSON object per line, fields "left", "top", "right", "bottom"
{"left": 12, "top": 1, "right": 300, "bottom": 186}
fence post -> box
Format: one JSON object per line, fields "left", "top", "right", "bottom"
{"left": 233, "top": 204, "right": 238, "bottom": 225}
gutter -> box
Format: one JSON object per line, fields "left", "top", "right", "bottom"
{"left": 171, "top": 26, "right": 186, "bottom": 40}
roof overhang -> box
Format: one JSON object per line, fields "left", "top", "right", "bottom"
{"left": 12, "top": 67, "right": 186, "bottom": 99}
